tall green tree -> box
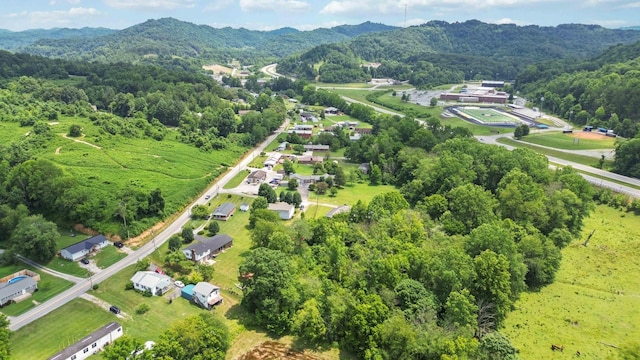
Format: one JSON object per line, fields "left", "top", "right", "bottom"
{"left": 152, "top": 313, "right": 230, "bottom": 360}
{"left": 11, "top": 215, "right": 59, "bottom": 263}
{"left": 0, "top": 314, "right": 10, "bottom": 360}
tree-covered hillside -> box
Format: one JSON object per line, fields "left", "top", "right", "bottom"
{"left": 278, "top": 20, "right": 640, "bottom": 86}
{"left": 18, "top": 18, "right": 396, "bottom": 66}
{"left": 0, "top": 27, "right": 115, "bottom": 51}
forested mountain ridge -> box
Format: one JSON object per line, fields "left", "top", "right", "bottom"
{"left": 0, "top": 27, "right": 116, "bottom": 51}
{"left": 277, "top": 20, "right": 640, "bottom": 86}
{"left": 17, "top": 18, "right": 396, "bottom": 65}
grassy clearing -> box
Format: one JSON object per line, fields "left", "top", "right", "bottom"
{"left": 497, "top": 138, "right": 613, "bottom": 169}
{"left": 45, "top": 257, "right": 90, "bottom": 277}
{"left": 248, "top": 155, "right": 267, "bottom": 168}
{"left": 503, "top": 205, "right": 640, "bottom": 359}
{"left": 93, "top": 245, "right": 127, "bottom": 269}
{"left": 313, "top": 183, "right": 397, "bottom": 206}
{"left": 9, "top": 298, "right": 117, "bottom": 360}
{"left": 305, "top": 205, "right": 334, "bottom": 219}
{"left": 316, "top": 82, "right": 374, "bottom": 89}
{"left": 224, "top": 169, "right": 251, "bottom": 189}
{"left": 520, "top": 132, "right": 618, "bottom": 150}
{"left": 0, "top": 264, "right": 74, "bottom": 316}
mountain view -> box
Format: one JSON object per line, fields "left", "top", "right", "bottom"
{"left": 0, "top": 6, "right": 639, "bottom": 360}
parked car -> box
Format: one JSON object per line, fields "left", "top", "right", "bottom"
{"left": 205, "top": 195, "right": 211, "bottom": 200}
{"left": 114, "top": 241, "right": 124, "bottom": 248}
{"left": 81, "top": 258, "right": 90, "bottom": 265}
{"left": 109, "top": 305, "right": 120, "bottom": 314}
{"left": 174, "top": 281, "right": 185, "bottom": 288}
{"left": 155, "top": 268, "right": 164, "bottom": 275}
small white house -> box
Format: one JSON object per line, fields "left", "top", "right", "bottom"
{"left": 60, "top": 234, "right": 109, "bottom": 262}
{"left": 47, "top": 322, "right": 123, "bottom": 360}
{"left": 130, "top": 271, "right": 172, "bottom": 296}
{"left": 268, "top": 202, "right": 295, "bottom": 220}
{"left": 192, "top": 282, "right": 223, "bottom": 310}
{"left": 182, "top": 234, "right": 233, "bottom": 263}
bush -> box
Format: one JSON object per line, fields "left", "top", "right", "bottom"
{"left": 143, "top": 289, "right": 153, "bottom": 297}
{"left": 136, "top": 303, "right": 150, "bottom": 315}
{"left": 125, "top": 281, "right": 134, "bottom": 290}
{"left": 92, "top": 284, "right": 99, "bottom": 291}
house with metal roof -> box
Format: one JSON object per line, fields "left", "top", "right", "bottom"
{"left": 211, "top": 202, "right": 236, "bottom": 221}
{"left": 60, "top": 234, "right": 109, "bottom": 261}
{"left": 182, "top": 234, "right": 233, "bottom": 263}
{"left": 0, "top": 275, "right": 38, "bottom": 307}
{"left": 268, "top": 202, "right": 295, "bottom": 220}
{"left": 192, "top": 282, "right": 222, "bottom": 309}
{"left": 130, "top": 271, "right": 172, "bottom": 296}
{"left": 247, "top": 170, "right": 267, "bottom": 184}
{"left": 47, "top": 322, "right": 123, "bottom": 360}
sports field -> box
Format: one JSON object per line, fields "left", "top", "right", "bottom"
{"left": 456, "top": 107, "right": 522, "bottom": 125}
{"left": 520, "top": 131, "right": 618, "bottom": 150}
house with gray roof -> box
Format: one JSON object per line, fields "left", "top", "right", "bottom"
{"left": 47, "top": 322, "right": 122, "bottom": 360}
{"left": 192, "top": 282, "right": 222, "bottom": 309}
{"left": 0, "top": 275, "right": 38, "bottom": 307}
{"left": 60, "top": 234, "right": 109, "bottom": 261}
{"left": 268, "top": 202, "right": 295, "bottom": 220}
{"left": 182, "top": 234, "right": 233, "bottom": 263}
{"left": 211, "top": 202, "right": 236, "bottom": 221}
{"left": 130, "top": 271, "right": 172, "bottom": 296}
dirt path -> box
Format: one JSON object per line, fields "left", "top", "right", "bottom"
{"left": 80, "top": 293, "right": 129, "bottom": 319}
{"left": 55, "top": 147, "right": 61, "bottom": 155}
{"left": 61, "top": 133, "right": 102, "bottom": 149}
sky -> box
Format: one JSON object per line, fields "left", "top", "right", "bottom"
{"left": 1, "top": 0, "right": 639, "bottom": 32}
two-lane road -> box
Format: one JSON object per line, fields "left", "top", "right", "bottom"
{"left": 9, "top": 117, "right": 290, "bottom": 332}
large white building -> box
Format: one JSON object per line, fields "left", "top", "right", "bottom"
{"left": 47, "top": 322, "right": 123, "bottom": 360}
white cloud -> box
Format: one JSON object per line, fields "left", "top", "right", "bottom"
{"left": 50, "top": 0, "right": 57, "bottom": 5}
{"left": 67, "top": 0, "right": 82, "bottom": 4}
{"left": 239, "top": 0, "right": 311, "bottom": 12}
{"left": 103, "top": 0, "right": 195, "bottom": 10}
{"left": 1, "top": 7, "right": 102, "bottom": 28}
{"left": 321, "top": 0, "right": 557, "bottom": 15}
{"left": 591, "top": 19, "right": 628, "bottom": 27}
{"left": 204, "top": 0, "right": 233, "bottom": 11}
{"left": 494, "top": 17, "right": 521, "bottom": 25}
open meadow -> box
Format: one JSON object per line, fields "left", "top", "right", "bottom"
{"left": 520, "top": 131, "right": 619, "bottom": 150}
{"left": 497, "top": 138, "right": 613, "bottom": 169}
{"left": 503, "top": 205, "right": 640, "bottom": 359}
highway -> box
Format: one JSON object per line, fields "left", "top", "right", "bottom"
{"left": 9, "top": 117, "right": 290, "bottom": 332}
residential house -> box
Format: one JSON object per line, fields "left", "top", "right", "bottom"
{"left": 47, "top": 322, "right": 123, "bottom": 360}
{"left": 303, "top": 144, "right": 330, "bottom": 152}
{"left": 300, "top": 112, "right": 317, "bottom": 122}
{"left": 268, "top": 202, "right": 295, "bottom": 220}
{"left": 287, "top": 130, "right": 313, "bottom": 139}
{"left": 354, "top": 128, "right": 372, "bottom": 135}
{"left": 247, "top": 170, "right": 267, "bottom": 184}
{"left": 275, "top": 142, "right": 288, "bottom": 151}
{"left": 130, "top": 271, "right": 172, "bottom": 296}
{"left": 264, "top": 153, "right": 281, "bottom": 167}
{"left": 0, "top": 271, "right": 39, "bottom": 307}
{"left": 290, "top": 174, "right": 333, "bottom": 185}
{"left": 297, "top": 155, "right": 324, "bottom": 165}
{"left": 212, "top": 202, "right": 236, "bottom": 221}
{"left": 182, "top": 234, "right": 234, "bottom": 263}
{"left": 60, "top": 234, "right": 109, "bottom": 261}
{"left": 325, "top": 107, "right": 339, "bottom": 115}
{"left": 192, "top": 282, "right": 223, "bottom": 309}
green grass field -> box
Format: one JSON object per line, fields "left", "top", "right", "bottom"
{"left": 45, "top": 257, "right": 90, "bottom": 277}
{"left": 93, "top": 245, "right": 127, "bottom": 269}
{"left": 316, "top": 82, "right": 374, "bottom": 89}
{"left": 9, "top": 298, "right": 117, "bottom": 360}
{"left": 0, "top": 116, "right": 247, "bottom": 237}
{"left": 497, "top": 138, "right": 613, "bottom": 169}
{"left": 0, "top": 264, "right": 74, "bottom": 316}
{"left": 223, "top": 169, "right": 250, "bottom": 189}
{"left": 520, "top": 132, "right": 618, "bottom": 150}
{"left": 503, "top": 205, "right": 640, "bottom": 359}
{"left": 313, "top": 183, "right": 397, "bottom": 207}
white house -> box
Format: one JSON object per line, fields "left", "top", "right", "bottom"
{"left": 182, "top": 234, "right": 233, "bottom": 263}
{"left": 60, "top": 234, "right": 109, "bottom": 261}
{"left": 268, "top": 202, "right": 295, "bottom": 220}
{"left": 192, "top": 282, "right": 223, "bottom": 310}
{"left": 47, "top": 322, "right": 123, "bottom": 360}
{"left": 130, "top": 271, "right": 172, "bottom": 296}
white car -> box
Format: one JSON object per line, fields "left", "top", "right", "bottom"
{"left": 204, "top": 195, "right": 211, "bottom": 200}
{"left": 174, "top": 281, "right": 185, "bottom": 288}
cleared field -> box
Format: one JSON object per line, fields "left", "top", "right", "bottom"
{"left": 521, "top": 131, "right": 618, "bottom": 150}
{"left": 503, "top": 205, "right": 640, "bottom": 359}
{"left": 497, "top": 138, "right": 613, "bottom": 169}
{"left": 93, "top": 245, "right": 127, "bottom": 268}
{"left": 223, "top": 169, "right": 251, "bottom": 189}
{"left": 202, "top": 64, "right": 234, "bottom": 75}
{"left": 313, "top": 183, "right": 397, "bottom": 206}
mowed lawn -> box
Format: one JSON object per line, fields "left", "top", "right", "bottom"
{"left": 503, "top": 205, "right": 640, "bottom": 359}
{"left": 9, "top": 298, "right": 117, "bottom": 360}
{"left": 520, "top": 131, "right": 618, "bottom": 150}
{"left": 0, "top": 264, "right": 74, "bottom": 317}
{"left": 497, "top": 138, "right": 613, "bottom": 169}
{"left": 314, "top": 183, "right": 397, "bottom": 206}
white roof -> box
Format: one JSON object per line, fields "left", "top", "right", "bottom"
{"left": 193, "top": 282, "right": 219, "bottom": 295}
{"left": 131, "top": 271, "right": 171, "bottom": 289}
{"left": 268, "top": 203, "right": 294, "bottom": 212}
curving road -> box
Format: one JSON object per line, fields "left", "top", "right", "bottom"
{"left": 8, "top": 118, "right": 290, "bottom": 332}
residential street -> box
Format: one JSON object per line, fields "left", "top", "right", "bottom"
{"left": 8, "top": 117, "right": 290, "bottom": 332}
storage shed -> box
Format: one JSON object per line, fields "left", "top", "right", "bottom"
{"left": 181, "top": 284, "right": 195, "bottom": 301}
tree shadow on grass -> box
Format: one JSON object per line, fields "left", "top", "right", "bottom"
{"left": 224, "top": 303, "right": 279, "bottom": 339}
